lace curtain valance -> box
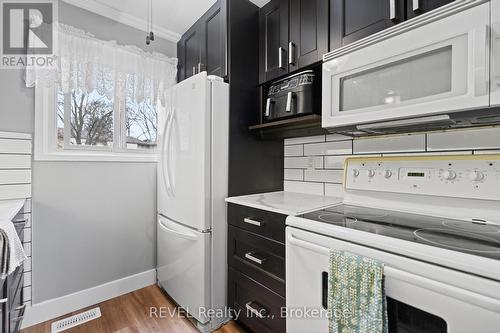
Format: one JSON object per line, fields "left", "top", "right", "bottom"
{"left": 25, "top": 24, "right": 178, "bottom": 106}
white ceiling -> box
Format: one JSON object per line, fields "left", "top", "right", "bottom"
{"left": 63, "top": 0, "right": 271, "bottom": 42}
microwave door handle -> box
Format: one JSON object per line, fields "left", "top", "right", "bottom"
{"left": 356, "top": 115, "right": 451, "bottom": 131}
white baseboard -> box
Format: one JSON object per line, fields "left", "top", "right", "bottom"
{"left": 21, "top": 269, "right": 156, "bottom": 329}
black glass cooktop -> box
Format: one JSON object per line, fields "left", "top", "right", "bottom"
{"left": 300, "top": 205, "right": 500, "bottom": 261}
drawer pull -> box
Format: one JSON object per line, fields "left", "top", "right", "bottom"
{"left": 15, "top": 304, "right": 26, "bottom": 311}
{"left": 243, "top": 217, "right": 264, "bottom": 227}
{"left": 245, "top": 301, "right": 268, "bottom": 319}
{"left": 244, "top": 252, "right": 267, "bottom": 265}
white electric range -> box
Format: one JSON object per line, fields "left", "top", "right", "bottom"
{"left": 286, "top": 154, "right": 500, "bottom": 333}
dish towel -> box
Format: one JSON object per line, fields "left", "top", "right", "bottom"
{"left": 0, "top": 220, "right": 27, "bottom": 279}
{"left": 328, "top": 250, "right": 388, "bottom": 333}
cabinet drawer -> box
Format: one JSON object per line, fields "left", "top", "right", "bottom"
{"left": 229, "top": 268, "right": 285, "bottom": 333}
{"left": 228, "top": 204, "right": 286, "bottom": 243}
{"left": 229, "top": 226, "right": 285, "bottom": 296}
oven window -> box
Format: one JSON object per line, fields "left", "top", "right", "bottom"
{"left": 340, "top": 46, "right": 453, "bottom": 112}
{"left": 387, "top": 297, "right": 447, "bottom": 333}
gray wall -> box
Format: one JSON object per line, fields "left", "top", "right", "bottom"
{"left": 0, "top": 2, "right": 177, "bottom": 303}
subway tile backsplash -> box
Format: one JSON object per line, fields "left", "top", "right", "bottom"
{"left": 283, "top": 126, "right": 500, "bottom": 197}
{"left": 427, "top": 127, "right": 500, "bottom": 151}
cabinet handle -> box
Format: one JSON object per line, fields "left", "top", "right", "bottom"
{"left": 288, "top": 42, "right": 295, "bottom": 65}
{"left": 245, "top": 301, "right": 268, "bottom": 319}
{"left": 285, "top": 91, "right": 295, "bottom": 112}
{"left": 412, "top": 0, "right": 420, "bottom": 11}
{"left": 192, "top": 66, "right": 197, "bottom": 76}
{"left": 244, "top": 252, "right": 267, "bottom": 265}
{"left": 389, "top": 0, "right": 397, "bottom": 20}
{"left": 278, "top": 47, "right": 285, "bottom": 69}
{"left": 243, "top": 217, "right": 264, "bottom": 227}
{"left": 15, "top": 304, "right": 26, "bottom": 311}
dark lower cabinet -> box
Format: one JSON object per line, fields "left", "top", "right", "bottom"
{"left": 229, "top": 268, "right": 286, "bottom": 333}
{"left": 228, "top": 204, "right": 286, "bottom": 333}
{"left": 289, "top": 0, "right": 329, "bottom": 72}
{"left": 259, "top": 0, "right": 289, "bottom": 84}
{"left": 406, "top": 0, "right": 454, "bottom": 19}
{"left": 330, "top": 0, "right": 404, "bottom": 49}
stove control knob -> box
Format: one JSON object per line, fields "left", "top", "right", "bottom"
{"left": 384, "top": 170, "right": 392, "bottom": 179}
{"left": 366, "top": 169, "right": 376, "bottom": 178}
{"left": 352, "top": 169, "right": 360, "bottom": 178}
{"left": 468, "top": 171, "right": 484, "bottom": 182}
{"left": 443, "top": 170, "right": 457, "bottom": 180}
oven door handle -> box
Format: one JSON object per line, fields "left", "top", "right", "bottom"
{"left": 287, "top": 232, "right": 500, "bottom": 312}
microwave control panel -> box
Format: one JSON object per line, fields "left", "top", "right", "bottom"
{"left": 345, "top": 155, "right": 500, "bottom": 201}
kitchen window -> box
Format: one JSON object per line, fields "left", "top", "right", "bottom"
{"left": 29, "top": 24, "right": 177, "bottom": 162}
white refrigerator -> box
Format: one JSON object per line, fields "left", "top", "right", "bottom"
{"left": 157, "top": 72, "right": 229, "bottom": 332}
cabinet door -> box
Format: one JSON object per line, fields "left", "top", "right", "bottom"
{"left": 406, "top": 0, "right": 454, "bottom": 19}
{"left": 259, "top": 0, "right": 289, "bottom": 84}
{"left": 289, "top": 0, "right": 329, "bottom": 71}
{"left": 330, "top": 0, "right": 404, "bottom": 50}
{"left": 177, "top": 24, "right": 202, "bottom": 82}
{"left": 199, "top": 1, "right": 227, "bottom": 79}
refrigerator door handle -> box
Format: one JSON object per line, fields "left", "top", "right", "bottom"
{"left": 158, "top": 218, "right": 198, "bottom": 241}
{"left": 165, "top": 108, "right": 176, "bottom": 196}
{"left": 161, "top": 111, "right": 172, "bottom": 195}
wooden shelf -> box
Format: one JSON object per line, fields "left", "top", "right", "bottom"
{"left": 248, "top": 114, "right": 328, "bottom": 139}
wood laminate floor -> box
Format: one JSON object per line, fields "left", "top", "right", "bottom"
{"left": 22, "top": 285, "right": 245, "bottom": 333}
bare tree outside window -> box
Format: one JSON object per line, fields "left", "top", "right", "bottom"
{"left": 125, "top": 97, "right": 158, "bottom": 150}
{"left": 57, "top": 88, "right": 158, "bottom": 151}
{"left": 57, "top": 89, "right": 114, "bottom": 148}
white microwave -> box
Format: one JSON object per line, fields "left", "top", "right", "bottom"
{"left": 322, "top": 0, "right": 500, "bottom": 133}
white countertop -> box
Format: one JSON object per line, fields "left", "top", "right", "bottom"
{"left": 0, "top": 199, "right": 25, "bottom": 222}
{"left": 225, "top": 191, "right": 343, "bottom": 216}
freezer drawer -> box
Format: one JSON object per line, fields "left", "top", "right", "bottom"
{"left": 157, "top": 215, "right": 211, "bottom": 324}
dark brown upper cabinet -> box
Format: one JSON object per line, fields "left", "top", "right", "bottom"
{"left": 406, "top": 0, "right": 454, "bottom": 19}
{"left": 259, "top": 0, "right": 289, "bottom": 84}
{"left": 177, "top": 0, "right": 227, "bottom": 82}
{"left": 289, "top": 0, "right": 329, "bottom": 72}
{"left": 330, "top": 0, "right": 405, "bottom": 49}
{"left": 177, "top": 24, "right": 202, "bottom": 82}
{"left": 200, "top": 2, "right": 227, "bottom": 78}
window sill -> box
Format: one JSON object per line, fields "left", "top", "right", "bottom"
{"left": 34, "top": 151, "right": 158, "bottom": 163}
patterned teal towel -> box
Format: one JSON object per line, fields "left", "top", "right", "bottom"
{"left": 328, "top": 250, "right": 388, "bottom": 333}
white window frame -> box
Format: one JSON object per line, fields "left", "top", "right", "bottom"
{"left": 34, "top": 85, "right": 160, "bottom": 162}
